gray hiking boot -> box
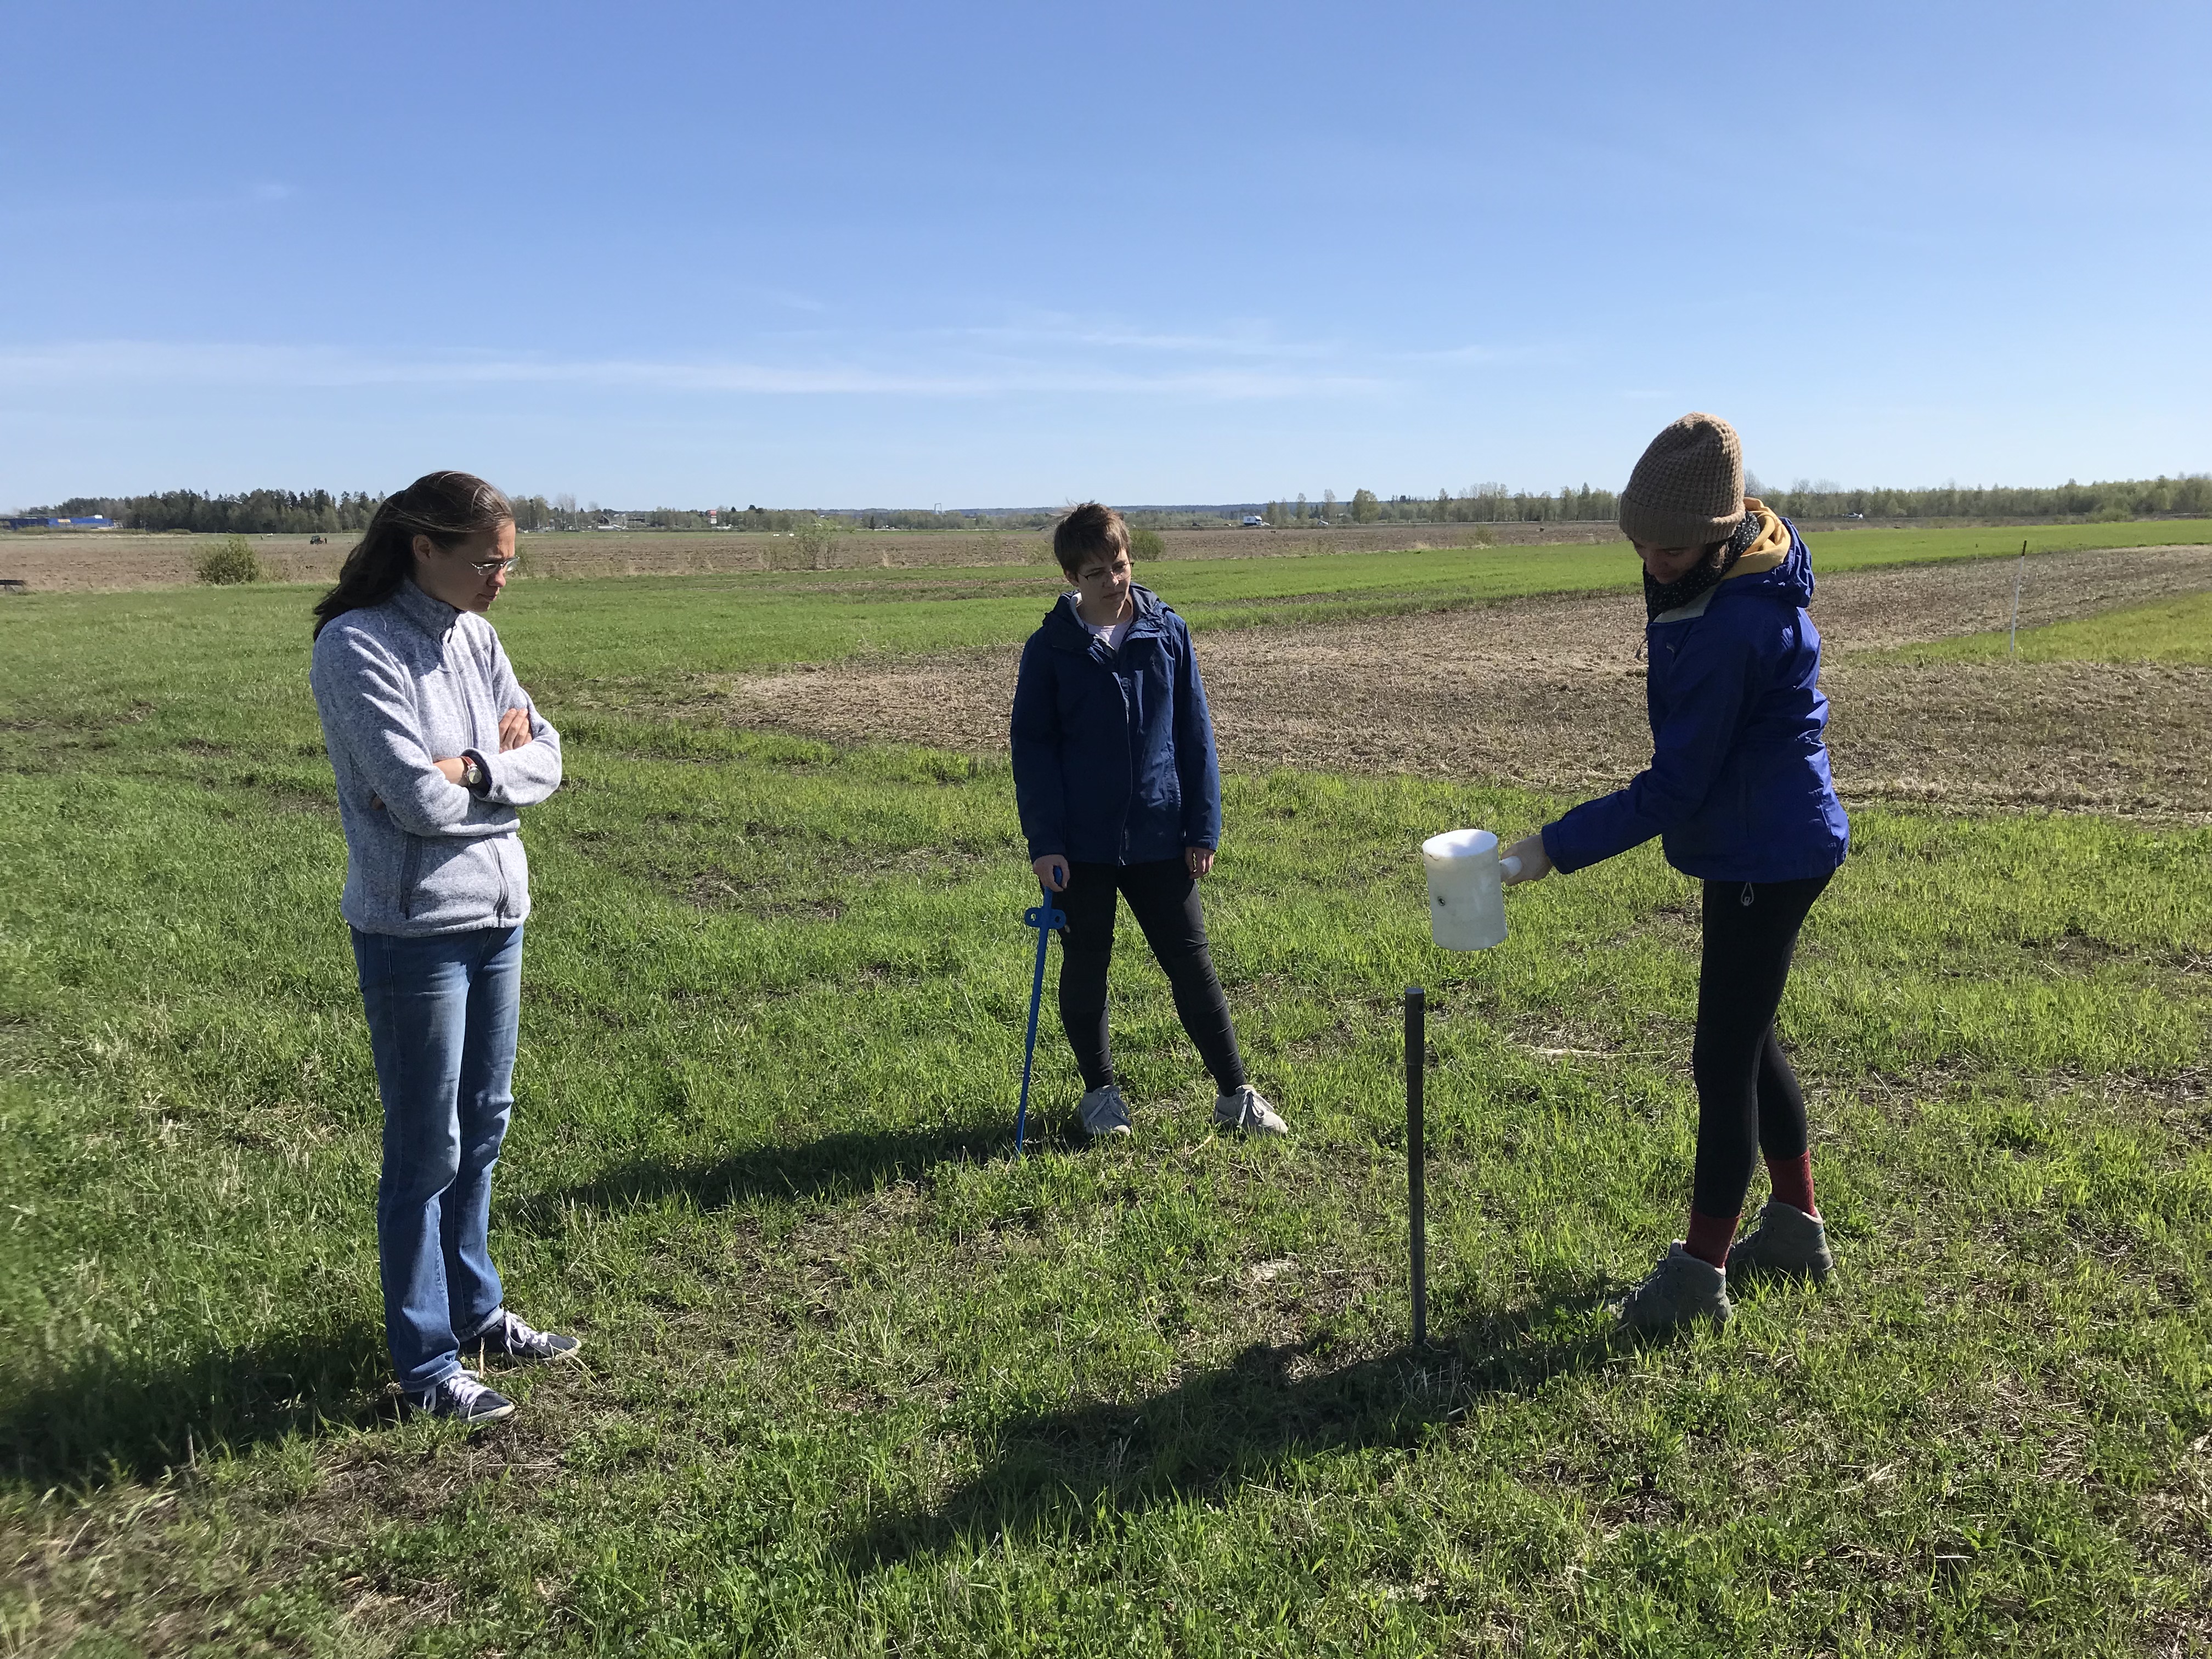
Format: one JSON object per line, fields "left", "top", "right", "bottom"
{"left": 1727, "top": 1199, "right": 1834, "bottom": 1283}
{"left": 1213, "top": 1084, "right": 1288, "bottom": 1136}
{"left": 1079, "top": 1082, "right": 1132, "bottom": 1138}
{"left": 1616, "top": 1243, "right": 1733, "bottom": 1334}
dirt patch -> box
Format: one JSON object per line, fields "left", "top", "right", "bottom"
{"left": 1791, "top": 541, "right": 2212, "bottom": 647}
{"left": 0, "top": 533, "right": 356, "bottom": 592}
{"left": 709, "top": 544, "right": 2212, "bottom": 820}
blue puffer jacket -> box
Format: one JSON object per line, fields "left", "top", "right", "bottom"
{"left": 1009, "top": 585, "right": 1221, "bottom": 866}
{"left": 1543, "top": 521, "right": 1849, "bottom": 883}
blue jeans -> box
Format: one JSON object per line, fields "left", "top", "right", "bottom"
{"left": 351, "top": 924, "right": 522, "bottom": 1394}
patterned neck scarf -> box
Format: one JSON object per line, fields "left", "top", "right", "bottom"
{"left": 1644, "top": 509, "right": 1764, "bottom": 620}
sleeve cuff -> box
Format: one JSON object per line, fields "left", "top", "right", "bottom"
{"left": 462, "top": 748, "right": 493, "bottom": 798}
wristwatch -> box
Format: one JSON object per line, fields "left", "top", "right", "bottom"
{"left": 459, "top": 753, "right": 486, "bottom": 793}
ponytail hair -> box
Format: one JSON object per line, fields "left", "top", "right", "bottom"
{"left": 311, "top": 470, "right": 512, "bottom": 637}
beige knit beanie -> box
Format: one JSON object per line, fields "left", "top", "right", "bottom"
{"left": 1618, "top": 413, "right": 1745, "bottom": 546}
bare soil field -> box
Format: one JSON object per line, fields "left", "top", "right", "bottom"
{"left": 0, "top": 522, "right": 1622, "bottom": 592}
{"left": 712, "top": 543, "right": 2212, "bottom": 820}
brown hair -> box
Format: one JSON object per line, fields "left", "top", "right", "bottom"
{"left": 311, "top": 470, "right": 512, "bottom": 637}
{"left": 1051, "top": 501, "right": 1129, "bottom": 577}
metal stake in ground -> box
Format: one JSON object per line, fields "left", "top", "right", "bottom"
{"left": 1406, "top": 984, "right": 1428, "bottom": 1348}
{"left": 1014, "top": 887, "right": 1066, "bottom": 1156}
{"left": 2009, "top": 540, "right": 2027, "bottom": 659}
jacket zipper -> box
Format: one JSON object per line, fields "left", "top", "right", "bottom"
{"left": 399, "top": 834, "right": 422, "bottom": 919}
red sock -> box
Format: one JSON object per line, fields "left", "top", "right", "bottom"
{"left": 1685, "top": 1209, "right": 1739, "bottom": 1270}
{"left": 1767, "top": 1150, "right": 1818, "bottom": 1217}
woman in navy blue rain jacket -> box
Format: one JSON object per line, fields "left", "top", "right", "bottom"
{"left": 1503, "top": 414, "right": 1848, "bottom": 1333}
{"left": 1009, "top": 503, "right": 1285, "bottom": 1141}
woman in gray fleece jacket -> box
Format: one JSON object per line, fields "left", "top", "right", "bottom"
{"left": 309, "top": 471, "right": 578, "bottom": 1425}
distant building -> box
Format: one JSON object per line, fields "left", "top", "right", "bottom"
{"left": 4, "top": 515, "right": 115, "bottom": 529}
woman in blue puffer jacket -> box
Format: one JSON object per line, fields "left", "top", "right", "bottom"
{"left": 1503, "top": 414, "right": 1849, "bottom": 1333}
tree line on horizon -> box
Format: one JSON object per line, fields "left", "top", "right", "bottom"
{"left": 26, "top": 488, "right": 390, "bottom": 535}
{"left": 22, "top": 473, "right": 2207, "bottom": 537}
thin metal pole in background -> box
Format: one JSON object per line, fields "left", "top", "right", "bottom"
{"left": 1406, "top": 984, "right": 1428, "bottom": 1349}
{"left": 2009, "top": 540, "right": 2027, "bottom": 659}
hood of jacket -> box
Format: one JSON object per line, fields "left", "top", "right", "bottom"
{"left": 1037, "top": 583, "right": 1165, "bottom": 651}
{"left": 1715, "top": 500, "right": 1813, "bottom": 608}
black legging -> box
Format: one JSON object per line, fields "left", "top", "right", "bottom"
{"left": 1690, "top": 873, "right": 1831, "bottom": 1218}
{"left": 1057, "top": 858, "right": 1246, "bottom": 1094}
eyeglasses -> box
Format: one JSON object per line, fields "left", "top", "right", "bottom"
{"left": 460, "top": 556, "right": 518, "bottom": 577}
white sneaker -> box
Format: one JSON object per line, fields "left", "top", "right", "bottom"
{"left": 1213, "top": 1085, "right": 1288, "bottom": 1136}
{"left": 1079, "top": 1083, "right": 1132, "bottom": 1137}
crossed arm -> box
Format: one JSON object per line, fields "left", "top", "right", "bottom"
{"left": 425, "top": 707, "right": 533, "bottom": 784}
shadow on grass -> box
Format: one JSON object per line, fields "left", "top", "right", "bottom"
{"left": 842, "top": 1276, "right": 1627, "bottom": 1570}
{"left": 507, "top": 1121, "right": 1045, "bottom": 1232}
{"left": 1, "top": 1319, "right": 390, "bottom": 1489}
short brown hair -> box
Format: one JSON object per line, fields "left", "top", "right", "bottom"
{"left": 1052, "top": 501, "right": 1128, "bottom": 577}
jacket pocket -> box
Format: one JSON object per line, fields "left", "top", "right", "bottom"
{"left": 398, "top": 833, "right": 422, "bottom": 920}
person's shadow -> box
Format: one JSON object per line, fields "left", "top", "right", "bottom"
{"left": 505, "top": 1120, "right": 1071, "bottom": 1232}
{"left": 842, "top": 1274, "right": 1629, "bottom": 1571}
{"left": 2, "top": 1320, "right": 390, "bottom": 1488}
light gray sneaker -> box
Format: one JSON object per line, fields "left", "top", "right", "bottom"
{"left": 1213, "top": 1085, "right": 1288, "bottom": 1136}
{"left": 1079, "top": 1082, "right": 1132, "bottom": 1138}
{"left": 1616, "top": 1243, "right": 1733, "bottom": 1334}
{"left": 1727, "top": 1199, "right": 1835, "bottom": 1283}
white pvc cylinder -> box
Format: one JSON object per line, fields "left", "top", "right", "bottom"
{"left": 1422, "top": 828, "right": 1510, "bottom": 951}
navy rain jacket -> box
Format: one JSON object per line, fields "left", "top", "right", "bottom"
{"left": 1543, "top": 521, "right": 1849, "bottom": 884}
{"left": 1009, "top": 585, "right": 1222, "bottom": 866}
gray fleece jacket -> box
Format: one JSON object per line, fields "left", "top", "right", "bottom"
{"left": 309, "top": 580, "right": 562, "bottom": 936}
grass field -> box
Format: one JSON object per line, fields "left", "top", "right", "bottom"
{"left": 3, "top": 537, "right": 2210, "bottom": 1655}
{"left": 7, "top": 520, "right": 2206, "bottom": 713}
{"left": 1897, "top": 590, "right": 2212, "bottom": 667}
{"left": 8, "top": 514, "right": 2203, "bottom": 597}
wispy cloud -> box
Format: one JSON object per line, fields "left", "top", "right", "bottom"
{"left": 1398, "top": 340, "right": 1579, "bottom": 366}
{"left": 0, "top": 339, "right": 1386, "bottom": 399}
{"left": 0, "top": 180, "right": 301, "bottom": 217}
{"left": 949, "top": 312, "right": 1347, "bottom": 361}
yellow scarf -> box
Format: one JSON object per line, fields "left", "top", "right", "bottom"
{"left": 1724, "top": 497, "right": 1789, "bottom": 579}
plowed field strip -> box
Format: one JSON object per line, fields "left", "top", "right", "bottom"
{"left": 699, "top": 544, "right": 2212, "bottom": 820}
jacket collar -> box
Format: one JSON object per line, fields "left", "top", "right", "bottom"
{"left": 391, "top": 578, "right": 461, "bottom": 641}
{"left": 1651, "top": 518, "right": 1815, "bottom": 625}
{"left": 1044, "top": 583, "right": 1167, "bottom": 651}
{"left": 1651, "top": 586, "right": 1722, "bottom": 625}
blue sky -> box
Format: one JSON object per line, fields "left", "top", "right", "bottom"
{"left": 3, "top": 0, "right": 2206, "bottom": 509}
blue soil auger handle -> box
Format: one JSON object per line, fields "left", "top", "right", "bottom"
{"left": 1015, "top": 885, "right": 1067, "bottom": 1156}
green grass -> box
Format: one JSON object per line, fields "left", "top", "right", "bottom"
{"left": 1895, "top": 589, "right": 2212, "bottom": 666}
{"left": 1784, "top": 516, "right": 2205, "bottom": 562}
{"left": 7, "top": 520, "right": 2203, "bottom": 719}
{"left": 2, "top": 548, "right": 2210, "bottom": 1655}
